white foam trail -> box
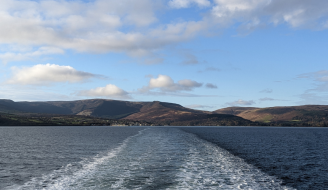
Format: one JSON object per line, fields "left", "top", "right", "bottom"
{"left": 10, "top": 128, "right": 295, "bottom": 190}
{"left": 173, "top": 131, "right": 294, "bottom": 190}
{"left": 11, "top": 128, "right": 148, "bottom": 190}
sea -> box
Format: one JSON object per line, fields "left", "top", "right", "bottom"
{"left": 0, "top": 126, "right": 327, "bottom": 190}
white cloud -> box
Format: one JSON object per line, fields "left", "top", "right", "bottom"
{"left": 169, "top": 0, "right": 211, "bottom": 9}
{"left": 0, "top": 0, "right": 208, "bottom": 63}
{"left": 6, "top": 63, "right": 100, "bottom": 85}
{"left": 0, "top": 0, "right": 328, "bottom": 63}
{"left": 140, "top": 74, "right": 203, "bottom": 92}
{"left": 78, "top": 84, "right": 131, "bottom": 99}
{"left": 149, "top": 75, "right": 175, "bottom": 89}
{"left": 226, "top": 99, "right": 255, "bottom": 106}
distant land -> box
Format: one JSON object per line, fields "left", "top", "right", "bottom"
{"left": 214, "top": 106, "right": 328, "bottom": 126}
{"left": 0, "top": 99, "right": 327, "bottom": 127}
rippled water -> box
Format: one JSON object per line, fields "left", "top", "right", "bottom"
{"left": 1, "top": 126, "right": 326, "bottom": 189}
{"left": 181, "top": 127, "right": 328, "bottom": 189}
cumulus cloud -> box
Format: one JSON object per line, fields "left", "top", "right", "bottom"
{"left": 226, "top": 99, "right": 255, "bottom": 106}
{"left": 139, "top": 74, "right": 203, "bottom": 93}
{"left": 169, "top": 0, "right": 211, "bottom": 8}
{"left": 205, "top": 83, "right": 218, "bottom": 89}
{"left": 78, "top": 84, "right": 131, "bottom": 99}
{"left": 6, "top": 63, "right": 101, "bottom": 85}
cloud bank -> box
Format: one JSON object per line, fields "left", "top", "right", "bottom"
{"left": 0, "top": 0, "right": 328, "bottom": 63}
{"left": 6, "top": 64, "right": 100, "bottom": 85}
{"left": 0, "top": 0, "right": 207, "bottom": 63}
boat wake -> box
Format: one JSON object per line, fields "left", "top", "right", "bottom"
{"left": 11, "top": 128, "right": 294, "bottom": 190}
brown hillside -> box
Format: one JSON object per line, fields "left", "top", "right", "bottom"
{"left": 124, "top": 101, "right": 206, "bottom": 122}
{"left": 214, "top": 105, "right": 328, "bottom": 124}
{"left": 0, "top": 99, "right": 207, "bottom": 121}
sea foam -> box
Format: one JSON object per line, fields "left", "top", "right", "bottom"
{"left": 11, "top": 128, "right": 294, "bottom": 190}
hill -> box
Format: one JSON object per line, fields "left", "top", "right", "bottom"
{"left": 124, "top": 101, "right": 205, "bottom": 121}
{"left": 0, "top": 99, "right": 143, "bottom": 119}
{"left": 0, "top": 99, "right": 254, "bottom": 126}
{"left": 124, "top": 101, "right": 255, "bottom": 126}
{"left": 0, "top": 113, "right": 152, "bottom": 126}
{"left": 3, "top": 99, "right": 328, "bottom": 126}
{"left": 213, "top": 105, "right": 328, "bottom": 127}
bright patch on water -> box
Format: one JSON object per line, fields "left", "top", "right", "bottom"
{"left": 11, "top": 128, "right": 294, "bottom": 190}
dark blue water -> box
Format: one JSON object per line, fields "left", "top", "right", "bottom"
{"left": 0, "top": 126, "right": 144, "bottom": 189}
{"left": 0, "top": 126, "right": 327, "bottom": 189}
{"left": 181, "top": 127, "right": 328, "bottom": 189}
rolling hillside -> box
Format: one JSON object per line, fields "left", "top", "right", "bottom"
{"left": 0, "top": 99, "right": 255, "bottom": 126}
{"left": 0, "top": 99, "right": 143, "bottom": 119}
{"left": 124, "top": 101, "right": 206, "bottom": 121}
{"left": 2, "top": 99, "right": 328, "bottom": 126}
{"left": 0, "top": 99, "right": 206, "bottom": 121}
{"left": 214, "top": 105, "right": 328, "bottom": 126}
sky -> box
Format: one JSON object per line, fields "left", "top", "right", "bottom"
{"left": 0, "top": 0, "right": 328, "bottom": 111}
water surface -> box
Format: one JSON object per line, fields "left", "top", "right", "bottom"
{"left": 1, "top": 126, "right": 326, "bottom": 189}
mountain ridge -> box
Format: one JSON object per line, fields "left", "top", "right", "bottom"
{"left": 1, "top": 99, "right": 328, "bottom": 126}
{"left": 0, "top": 99, "right": 254, "bottom": 126}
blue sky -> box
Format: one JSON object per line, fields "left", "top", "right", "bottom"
{"left": 0, "top": 0, "right": 328, "bottom": 111}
